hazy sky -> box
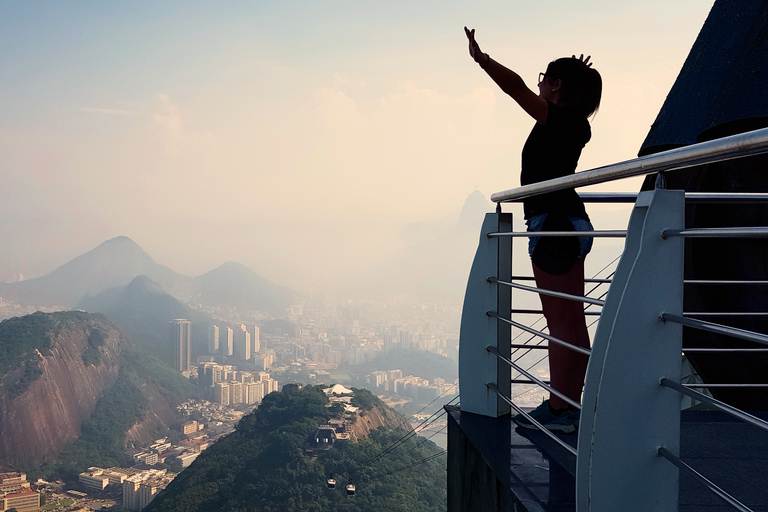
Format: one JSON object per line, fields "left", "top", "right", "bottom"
{"left": 1, "top": 1, "right": 714, "bottom": 289}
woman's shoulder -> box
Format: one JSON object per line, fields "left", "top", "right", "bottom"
{"left": 548, "top": 102, "right": 587, "bottom": 123}
{"left": 547, "top": 103, "right": 590, "bottom": 139}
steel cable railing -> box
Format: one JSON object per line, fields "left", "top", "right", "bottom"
{"left": 661, "top": 313, "right": 768, "bottom": 347}
{"left": 490, "top": 127, "right": 768, "bottom": 203}
{"left": 458, "top": 127, "right": 768, "bottom": 511}
{"left": 507, "top": 276, "right": 614, "bottom": 404}
{"left": 657, "top": 447, "right": 753, "bottom": 512}
{"left": 504, "top": 258, "right": 619, "bottom": 405}
{"left": 487, "top": 382, "right": 577, "bottom": 457}
{"left": 484, "top": 238, "right": 620, "bottom": 442}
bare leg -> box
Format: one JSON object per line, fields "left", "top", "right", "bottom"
{"left": 532, "top": 258, "right": 591, "bottom": 411}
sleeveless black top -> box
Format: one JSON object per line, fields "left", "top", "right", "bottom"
{"left": 520, "top": 101, "right": 590, "bottom": 220}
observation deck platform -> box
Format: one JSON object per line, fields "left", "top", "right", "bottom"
{"left": 446, "top": 405, "right": 768, "bottom": 512}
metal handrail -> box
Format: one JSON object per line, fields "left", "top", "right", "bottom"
{"left": 512, "top": 308, "right": 602, "bottom": 316}
{"left": 491, "top": 127, "right": 768, "bottom": 203}
{"left": 685, "top": 193, "right": 768, "bottom": 203}
{"left": 486, "top": 383, "right": 578, "bottom": 457}
{"left": 663, "top": 227, "right": 768, "bottom": 238}
{"left": 487, "top": 312, "right": 592, "bottom": 356}
{"left": 686, "top": 280, "right": 768, "bottom": 285}
{"left": 661, "top": 313, "right": 768, "bottom": 347}
{"left": 684, "top": 348, "right": 768, "bottom": 352}
{"left": 502, "top": 192, "right": 768, "bottom": 204}
{"left": 657, "top": 447, "right": 753, "bottom": 512}
{"left": 660, "top": 378, "right": 768, "bottom": 433}
{"left": 685, "top": 383, "right": 768, "bottom": 388}
{"left": 512, "top": 378, "right": 549, "bottom": 384}
{"left": 685, "top": 312, "right": 768, "bottom": 317}
{"left": 487, "top": 345, "right": 582, "bottom": 410}
{"left": 487, "top": 230, "right": 627, "bottom": 238}
{"left": 512, "top": 275, "right": 613, "bottom": 284}
{"left": 488, "top": 277, "right": 605, "bottom": 306}
{"left": 477, "top": 128, "right": 768, "bottom": 511}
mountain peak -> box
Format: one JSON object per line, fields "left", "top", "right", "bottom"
{"left": 0, "top": 238, "right": 181, "bottom": 307}
{"left": 102, "top": 235, "right": 137, "bottom": 245}
{"left": 457, "top": 190, "right": 492, "bottom": 232}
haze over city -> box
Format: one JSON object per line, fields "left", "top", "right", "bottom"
{"left": 10, "top": 2, "right": 763, "bottom": 511}
{"left": 2, "top": 1, "right": 713, "bottom": 294}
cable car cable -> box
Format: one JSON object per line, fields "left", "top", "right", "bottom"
{"left": 361, "top": 396, "right": 457, "bottom": 467}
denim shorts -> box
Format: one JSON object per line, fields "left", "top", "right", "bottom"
{"left": 526, "top": 213, "right": 594, "bottom": 258}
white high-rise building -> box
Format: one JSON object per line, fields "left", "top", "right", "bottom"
{"left": 399, "top": 330, "right": 412, "bottom": 351}
{"left": 214, "top": 382, "right": 230, "bottom": 406}
{"left": 234, "top": 325, "right": 251, "bottom": 360}
{"left": 170, "top": 319, "right": 191, "bottom": 372}
{"left": 252, "top": 325, "right": 260, "bottom": 353}
{"left": 254, "top": 351, "right": 274, "bottom": 370}
{"left": 208, "top": 325, "right": 220, "bottom": 354}
{"left": 224, "top": 327, "right": 234, "bottom": 356}
{"left": 229, "top": 381, "right": 244, "bottom": 404}
{"left": 245, "top": 381, "right": 265, "bottom": 404}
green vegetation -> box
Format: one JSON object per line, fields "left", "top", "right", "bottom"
{"left": 36, "top": 370, "right": 146, "bottom": 482}
{"left": 0, "top": 311, "right": 58, "bottom": 376}
{"left": 349, "top": 388, "right": 383, "bottom": 411}
{"left": 165, "top": 456, "right": 184, "bottom": 473}
{"left": 8, "top": 362, "right": 43, "bottom": 399}
{"left": 143, "top": 385, "right": 445, "bottom": 512}
{"left": 1, "top": 311, "right": 201, "bottom": 483}
{"left": 82, "top": 327, "right": 107, "bottom": 365}
{"left": 1, "top": 311, "right": 115, "bottom": 396}
{"left": 28, "top": 348, "right": 200, "bottom": 483}
{"left": 123, "top": 349, "right": 201, "bottom": 404}
{"left": 41, "top": 498, "right": 73, "bottom": 510}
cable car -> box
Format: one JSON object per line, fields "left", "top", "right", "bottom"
{"left": 327, "top": 474, "right": 336, "bottom": 489}
{"left": 346, "top": 479, "right": 356, "bottom": 496}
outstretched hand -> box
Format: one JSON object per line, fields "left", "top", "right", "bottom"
{"left": 572, "top": 54, "right": 592, "bottom": 67}
{"left": 464, "top": 26, "right": 483, "bottom": 63}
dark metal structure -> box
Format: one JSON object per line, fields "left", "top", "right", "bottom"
{"left": 640, "top": 0, "right": 768, "bottom": 410}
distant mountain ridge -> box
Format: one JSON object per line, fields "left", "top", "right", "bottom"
{"left": 0, "top": 236, "right": 295, "bottom": 315}
{"left": 0, "top": 236, "right": 179, "bottom": 307}
{"left": 194, "top": 261, "right": 294, "bottom": 314}
{"left": 77, "top": 275, "right": 214, "bottom": 361}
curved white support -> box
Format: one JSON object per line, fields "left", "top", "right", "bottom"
{"left": 458, "top": 213, "right": 512, "bottom": 417}
{"left": 576, "top": 189, "right": 685, "bottom": 511}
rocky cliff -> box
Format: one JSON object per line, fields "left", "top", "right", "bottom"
{"left": 0, "top": 311, "right": 199, "bottom": 469}
{"left": 348, "top": 405, "right": 412, "bottom": 440}
{"left": 0, "top": 312, "right": 128, "bottom": 466}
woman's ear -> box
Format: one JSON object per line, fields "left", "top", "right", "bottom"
{"left": 551, "top": 78, "right": 563, "bottom": 92}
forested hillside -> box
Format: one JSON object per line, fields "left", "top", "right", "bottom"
{"left": 144, "top": 385, "right": 446, "bottom": 512}
{"left": 0, "top": 311, "right": 200, "bottom": 475}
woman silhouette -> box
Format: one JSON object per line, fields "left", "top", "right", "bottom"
{"left": 465, "top": 27, "right": 602, "bottom": 433}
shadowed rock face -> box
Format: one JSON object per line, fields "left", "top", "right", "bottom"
{"left": 640, "top": 0, "right": 768, "bottom": 155}
{"left": 638, "top": 0, "right": 768, "bottom": 409}
{"left": 347, "top": 405, "right": 412, "bottom": 440}
{"left": 0, "top": 315, "right": 127, "bottom": 466}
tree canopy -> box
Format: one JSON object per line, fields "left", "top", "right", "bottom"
{"left": 144, "top": 385, "right": 446, "bottom": 512}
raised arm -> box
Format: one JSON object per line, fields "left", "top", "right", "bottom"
{"left": 464, "top": 27, "right": 548, "bottom": 124}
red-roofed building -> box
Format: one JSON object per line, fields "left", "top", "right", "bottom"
{"left": 0, "top": 473, "right": 41, "bottom": 511}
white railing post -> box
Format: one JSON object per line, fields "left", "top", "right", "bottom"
{"left": 576, "top": 188, "right": 685, "bottom": 511}
{"left": 459, "top": 212, "right": 512, "bottom": 417}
